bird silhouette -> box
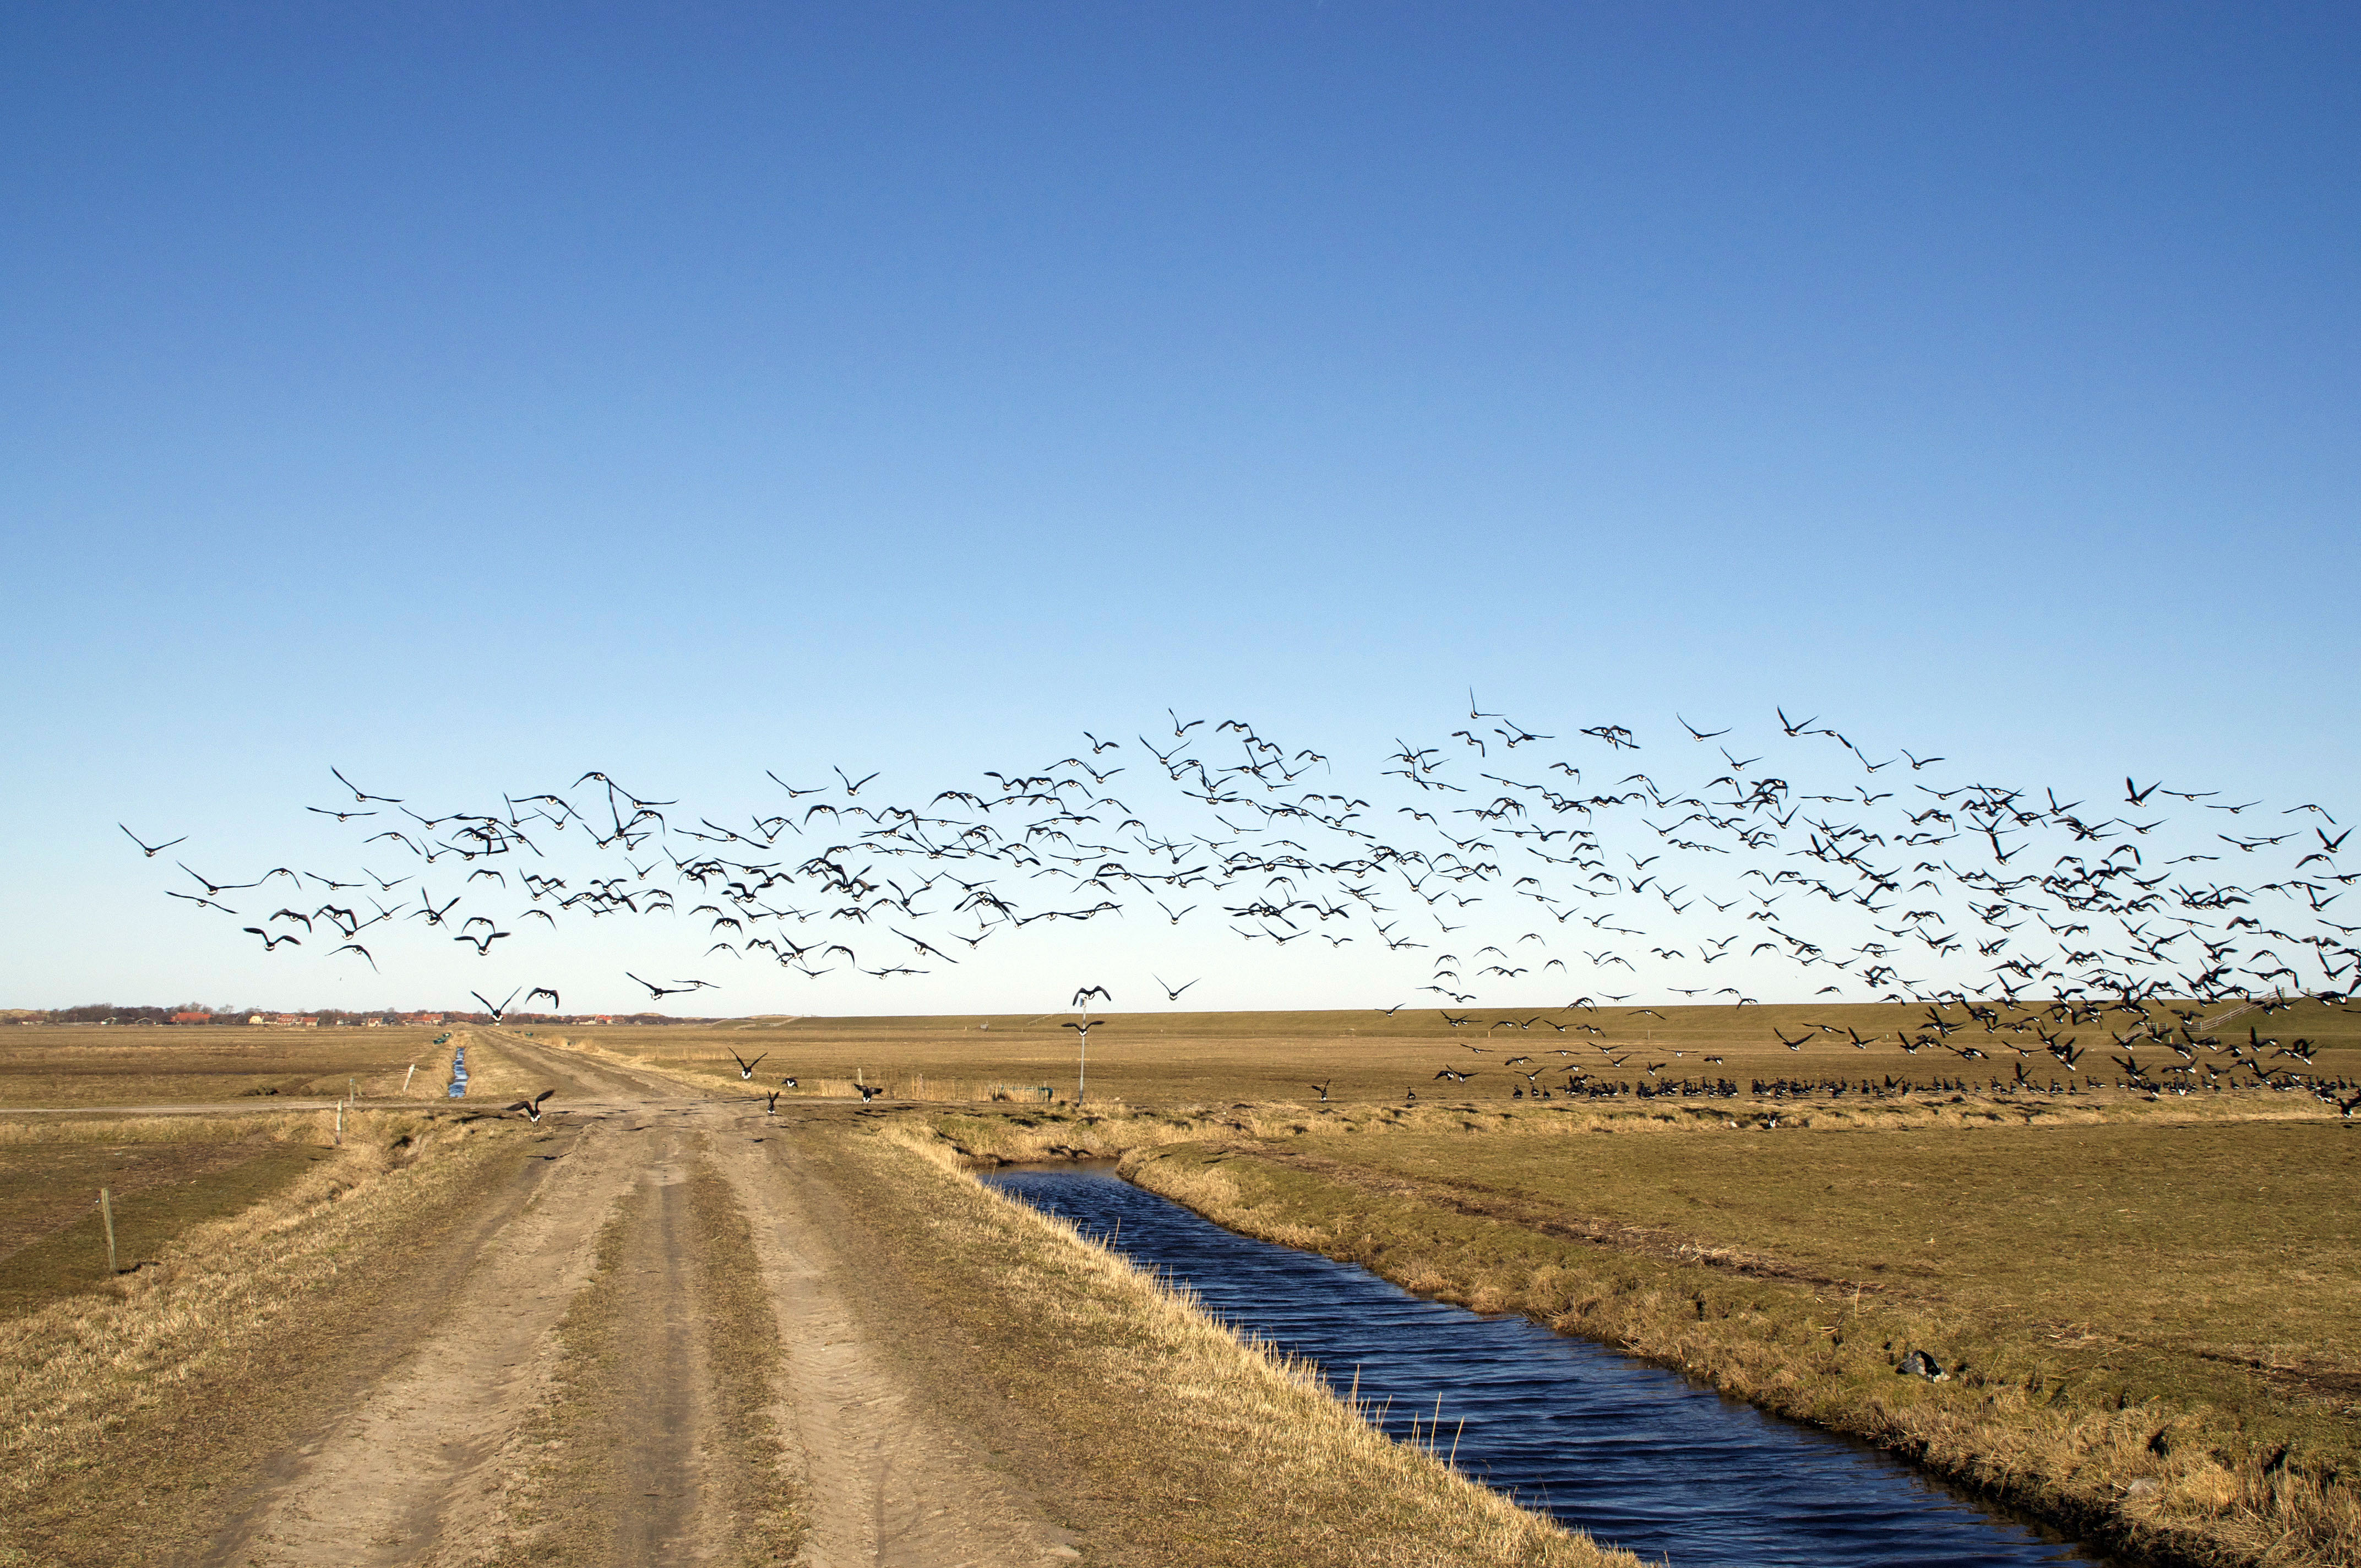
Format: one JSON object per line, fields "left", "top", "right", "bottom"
{"left": 119, "top": 825, "right": 187, "bottom": 857}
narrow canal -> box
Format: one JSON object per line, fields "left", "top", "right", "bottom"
{"left": 984, "top": 1165, "right": 2112, "bottom": 1568}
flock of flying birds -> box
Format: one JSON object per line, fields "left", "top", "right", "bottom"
{"left": 124, "top": 700, "right": 2360, "bottom": 1110}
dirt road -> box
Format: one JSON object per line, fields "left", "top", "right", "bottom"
{"left": 192, "top": 1033, "right": 1076, "bottom": 1567}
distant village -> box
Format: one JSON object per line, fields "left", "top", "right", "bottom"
{"left": 6, "top": 1004, "right": 710, "bottom": 1027}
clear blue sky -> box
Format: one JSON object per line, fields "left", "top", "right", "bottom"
{"left": 6, "top": 3, "right": 2355, "bottom": 1013}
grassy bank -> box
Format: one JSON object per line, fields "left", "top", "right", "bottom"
{"left": 0, "top": 1109, "right": 527, "bottom": 1565}
{"left": 1112, "top": 1117, "right": 2359, "bottom": 1568}
{"left": 808, "top": 1119, "right": 1634, "bottom": 1567}
{"left": 0, "top": 1111, "right": 359, "bottom": 1315}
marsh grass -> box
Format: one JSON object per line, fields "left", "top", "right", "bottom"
{"left": 908, "top": 1087, "right": 2340, "bottom": 1172}
{"left": 826, "top": 1120, "right": 1636, "bottom": 1567}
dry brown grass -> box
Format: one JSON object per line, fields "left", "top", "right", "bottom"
{"left": 0, "top": 1108, "right": 516, "bottom": 1558}
{"left": 900, "top": 1085, "right": 2343, "bottom": 1175}
{"left": 0, "top": 1023, "right": 466, "bottom": 1107}
{"left": 1114, "top": 1120, "right": 2361, "bottom": 1568}
{"left": 0, "top": 1104, "right": 482, "bottom": 1316}
{"left": 561, "top": 997, "right": 2361, "bottom": 1112}
{"left": 819, "top": 1119, "right": 1636, "bottom": 1567}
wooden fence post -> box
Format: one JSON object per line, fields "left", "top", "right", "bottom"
{"left": 98, "top": 1188, "right": 117, "bottom": 1275}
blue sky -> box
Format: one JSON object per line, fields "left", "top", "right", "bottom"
{"left": 6, "top": 3, "right": 2355, "bottom": 1013}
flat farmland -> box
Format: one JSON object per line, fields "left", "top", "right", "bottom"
{"left": 1, "top": 1006, "right": 2355, "bottom": 1565}
{"left": 559, "top": 997, "right": 2361, "bottom": 1110}
{"left": 0, "top": 1024, "right": 466, "bottom": 1108}
{"left": 1111, "top": 1102, "right": 2361, "bottom": 1567}
{"left": 0, "top": 1025, "right": 1636, "bottom": 1568}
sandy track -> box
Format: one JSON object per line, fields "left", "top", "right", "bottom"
{"left": 189, "top": 1039, "right": 1065, "bottom": 1567}
{"left": 202, "top": 1119, "right": 648, "bottom": 1567}
{"left": 605, "top": 1139, "right": 711, "bottom": 1562}
{"left": 709, "top": 1128, "right": 1075, "bottom": 1567}
{"left": 482, "top": 1030, "right": 705, "bottom": 1104}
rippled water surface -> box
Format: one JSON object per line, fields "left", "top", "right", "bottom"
{"left": 986, "top": 1165, "right": 2108, "bottom": 1568}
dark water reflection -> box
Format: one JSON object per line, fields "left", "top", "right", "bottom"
{"left": 985, "top": 1164, "right": 2110, "bottom": 1568}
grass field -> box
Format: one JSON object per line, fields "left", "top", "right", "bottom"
{"left": 0, "top": 1121, "right": 338, "bottom": 1313}
{"left": 1106, "top": 1113, "right": 2361, "bottom": 1559}
{"left": 0, "top": 1023, "right": 466, "bottom": 1107}
{"left": 555, "top": 996, "right": 2361, "bottom": 1109}
{"left": 0, "top": 1031, "right": 543, "bottom": 1321}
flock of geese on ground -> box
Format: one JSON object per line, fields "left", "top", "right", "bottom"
{"left": 127, "top": 703, "right": 2360, "bottom": 1114}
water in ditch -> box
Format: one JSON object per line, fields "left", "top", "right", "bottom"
{"left": 984, "top": 1164, "right": 2112, "bottom": 1568}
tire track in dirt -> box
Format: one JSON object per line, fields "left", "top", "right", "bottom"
{"left": 199, "top": 1119, "right": 649, "bottom": 1567}
{"left": 603, "top": 1134, "right": 708, "bottom": 1564}
{"left": 708, "top": 1125, "right": 1078, "bottom": 1567}
{"left": 194, "top": 1006, "right": 1066, "bottom": 1568}
{"left": 471, "top": 1029, "right": 706, "bottom": 1106}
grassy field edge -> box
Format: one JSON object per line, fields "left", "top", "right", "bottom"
{"left": 0, "top": 1110, "right": 522, "bottom": 1565}
{"left": 1114, "top": 1139, "right": 2357, "bottom": 1568}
